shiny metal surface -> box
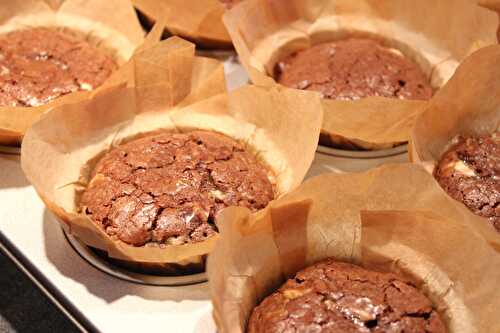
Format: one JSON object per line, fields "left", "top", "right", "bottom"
{"left": 317, "top": 144, "right": 408, "bottom": 158}
{"left": 306, "top": 147, "right": 409, "bottom": 179}
{"left": 62, "top": 228, "right": 208, "bottom": 287}
{"left": 0, "top": 145, "right": 20, "bottom": 155}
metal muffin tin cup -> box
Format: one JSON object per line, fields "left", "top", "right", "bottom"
{"left": 307, "top": 144, "right": 409, "bottom": 178}
{"left": 62, "top": 228, "right": 208, "bottom": 287}
{"left": 0, "top": 144, "right": 21, "bottom": 155}
{"left": 317, "top": 144, "right": 408, "bottom": 159}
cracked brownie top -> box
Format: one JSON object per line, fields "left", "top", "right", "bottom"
{"left": 434, "top": 132, "right": 500, "bottom": 232}
{"left": 80, "top": 131, "right": 275, "bottom": 247}
{"left": 0, "top": 27, "right": 117, "bottom": 107}
{"left": 248, "top": 260, "right": 447, "bottom": 333}
{"left": 274, "top": 38, "right": 433, "bottom": 101}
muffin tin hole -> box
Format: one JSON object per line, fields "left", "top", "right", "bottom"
{"left": 0, "top": 144, "right": 20, "bottom": 155}
{"left": 316, "top": 143, "right": 408, "bottom": 159}
{"left": 62, "top": 228, "right": 208, "bottom": 286}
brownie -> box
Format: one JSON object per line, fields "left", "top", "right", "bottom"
{"left": 0, "top": 28, "right": 117, "bottom": 107}
{"left": 434, "top": 132, "right": 500, "bottom": 232}
{"left": 274, "top": 38, "right": 433, "bottom": 101}
{"left": 248, "top": 260, "right": 447, "bottom": 333}
{"left": 81, "top": 131, "right": 275, "bottom": 247}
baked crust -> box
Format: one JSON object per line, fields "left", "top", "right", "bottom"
{"left": 434, "top": 132, "right": 500, "bottom": 232}
{"left": 248, "top": 260, "right": 447, "bottom": 333}
{"left": 0, "top": 28, "right": 117, "bottom": 107}
{"left": 81, "top": 131, "right": 275, "bottom": 247}
{"left": 275, "top": 38, "right": 432, "bottom": 102}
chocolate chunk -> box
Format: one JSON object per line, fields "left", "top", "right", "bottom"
{"left": 434, "top": 132, "right": 500, "bottom": 232}
{"left": 81, "top": 131, "right": 275, "bottom": 246}
{"left": 274, "top": 38, "right": 433, "bottom": 101}
{"left": 0, "top": 28, "right": 117, "bottom": 107}
{"left": 248, "top": 260, "right": 447, "bottom": 333}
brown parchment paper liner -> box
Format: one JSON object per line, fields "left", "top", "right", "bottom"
{"left": 133, "top": 0, "right": 232, "bottom": 48}
{"left": 224, "top": 0, "right": 499, "bottom": 150}
{"left": 208, "top": 163, "right": 500, "bottom": 332}
{"left": 21, "top": 37, "right": 323, "bottom": 273}
{"left": 0, "top": 0, "right": 145, "bottom": 146}
{"left": 480, "top": 0, "right": 500, "bottom": 41}
{"left": 410, "top": 45, "right": 500, "bottom": 236}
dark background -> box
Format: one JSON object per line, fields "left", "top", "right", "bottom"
{"left": 0, "top": 251, "right": 79, "bottom": 333}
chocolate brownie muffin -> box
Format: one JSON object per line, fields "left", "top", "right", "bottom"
{"left": 0, "top": 28, "right": 117, "bottom": 107}
{"left": 248, "top": 260, "right": 447, "bottom": 333}
{"left": 274, "top": 38, "right": 433, "bottom": 101}
{"left": 434, "top": 132, "right": 499, "bottom": 232}
{"left": 81, "top": 131, "right": 275, "bottom": 247}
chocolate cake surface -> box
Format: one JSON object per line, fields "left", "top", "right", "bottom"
{"left": 81, "top": 131, "right": 275, "bottom": 247}
{"left": 0, "top": 28, "right": 117, "bottom": 107}
{"left": 275, "top": 38, "right": 433, "bottom": 101}
{"left": 434, "top": 132, "right": 500, "bottom": 232}
{"left": 248, "top": 260, "right": 447, "bottom": 333}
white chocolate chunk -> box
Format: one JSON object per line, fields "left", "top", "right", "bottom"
{"left": 452, "top": 160, "right": 476, "bottom": 177}
{"left": 283, "top": 288, "right": 310, "bottom": 300}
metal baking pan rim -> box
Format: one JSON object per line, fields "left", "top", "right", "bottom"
{"left": 0, "top": 144, "right": 21, "bottom": 155}
{"left": 317, "top": 144, "right": 408, "bottom": 159}
{"left": 62, "top": 229, "right": 208, "bottom": 287}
